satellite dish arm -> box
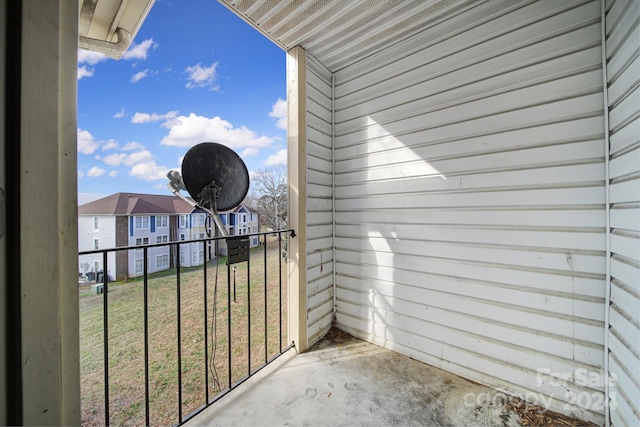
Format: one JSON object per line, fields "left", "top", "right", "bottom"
{"left": 166, "top": 171, "right": 229, "bottom": 237}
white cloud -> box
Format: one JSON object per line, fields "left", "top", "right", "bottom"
{"left": 77, "top": 129, "right": 99, "bottom": 154}
{"left": 93, "top": 141, "right": 172, "bottom": 182}
{"left": 129, "top": 161, "right": 169, "bottom": 181}
{"left": 101, "top": 149, "right": 153, "bottom": 167}
{"left": 122, "top": 38, "right": 157, "bottom": 60}
{"left": 114, "top": 108, "right": 126, "bottom": 119}
{"left": 87, "top": 166, "right": 106, "bottom": 177}
{"left": 131, "top": 69, "right": 149, "bottom": 83}
{"left": 102, "top": 139, "right": 119, "bottom": 151}
{"left": 269, "top": 98, "right": 287, "bottom": 130}
{"left": 78, "top": 170, "right": 85, "bottom": 178}
{"left": 78, "top": 49, "right": 108, "bottom": 65}
{"left": 77, "top": 66, "right": 94, "bottom": 80}
{"left": 265, "top": 149, "right": 287, "bottom": 166}
{"left": 160, "top": 113, "right": 278, "bottom": 152}
{"left": 126, "top": 150, "right": 154, "bottom": 165}
{"left": 241, "top": 147, "right": 258, "bottom": 157}
{"left": 132, "top": 110, "right": 179, "bottom": 124}
{"left": 77, "top": 50, "right": 109, "bottom": 80}
{"left": 185, "top": 62, "right": 219, "bottom": 90}
{"left": 102, "top": 153, "right": 127, "bottom": 166}
{"left": 122, "top": 141, "right": 145, "bottom": 151}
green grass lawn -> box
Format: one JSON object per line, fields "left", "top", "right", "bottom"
{"left": 80, "top": 237, "right": 289, "bottom": 426}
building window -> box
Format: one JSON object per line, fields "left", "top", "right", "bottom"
{"left": 180, "top": 233, "right": 186, "bottom": 241}
{"left": 192, "top": 252, "right": 198, "bottom": 264}
{"left": 135, "top": 259, "right": 143, "bottom": 274}
{"left": 199, "top": 250, "right": 204, "bottom": 263}
{"left": 156, "top": 254, "right": 169, "bottom": 268}
{"left": 155, "top": 215, "right": 168, "bottom": 228}
{"left": 156, "top": 235, "right": 168, "bottom": 244}
{"left": 179, "top": 215, "right": 187, "bottom": 228}
{"left": 135, "top": 216, "right": 150, "bottom": 229}
{"left": 180, "top": 251, "right": 186, "bottom": 265}
{"left": 93, "top": 216, "right": 100, "bottom": 231}
{"left": 93, "top": 238, "right": 99, "bottom": 250}
{"left": 135, "top": 237, "right": 149, "bottom": 246}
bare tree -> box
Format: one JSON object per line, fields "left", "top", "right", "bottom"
{"left": 250, "top": 165, "right": 287, "bottom": 231}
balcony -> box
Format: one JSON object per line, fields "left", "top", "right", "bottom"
{"left": 185, "top": 328, "right": 595, "bottom": 427}
{"left": 79, "top": 229, "right": 595, "bottom": 427}
{"left": 79, "top": 230, "right": 294, "bottom": 426}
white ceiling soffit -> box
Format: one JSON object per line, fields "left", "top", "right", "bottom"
{"left": 218, "top": 0, "right": 479, "bottom": 72}
{"left": 78, "top": 0, "right": 155, "bottom": 59}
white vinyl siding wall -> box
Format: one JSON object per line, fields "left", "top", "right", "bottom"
{"left": 605, "top": 0, "right": 640, "bottom": 425}
{"left": 332, "top": 0, "right": 606, "bottom": 424}
{"left": 305, "top": 54, "right": 335, "bottom": 346}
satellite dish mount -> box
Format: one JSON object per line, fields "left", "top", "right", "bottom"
{"left": 167, "top": 142, "right": 250, "bottom": 237}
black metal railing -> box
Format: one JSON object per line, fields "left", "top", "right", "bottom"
{"left": 79, "top": 229, "right": 295, "bottom": 426}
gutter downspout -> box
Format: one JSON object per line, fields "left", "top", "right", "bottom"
{"left": 79, "top": 27, "right": 131, "bottom": 59}
{"left": 600, "top": 1, "right": 612, "bottom": 425}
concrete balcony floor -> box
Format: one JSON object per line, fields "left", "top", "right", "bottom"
{"left": 185, "top": 329, "right": 526, "bottom": 426}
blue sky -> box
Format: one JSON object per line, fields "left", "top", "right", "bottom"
{"left": 77, "top": 0, "right": 287, "bottom": 205}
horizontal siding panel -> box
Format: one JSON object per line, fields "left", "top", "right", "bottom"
{"left": 610, "top": 117, "right": 640, "bottom": 155}
{"left": 307, "top": 248, "right": 332, "bottom": 270}
{"left": 307, "top": 126, "right": 332, "bottom": 148}
{"left": 335, "top": 93, "right": 604, "bottom": 150}
{"left": 336, "top": 116, "right": 603, "bottom": 162}
{"left": 306, "top": 222, "right": 332, "bottom": 240}
{"left": 337, "top": 43, "right": 602, "bottom": 126}
{"left": 608, "top": 55, "right": 640, "bottom": 106}
{"left": 610, "top": 282, "right": 640, "bottom": 334}
{"left": 337, "top": 284, "right": 603, "bottom": 368}
{"left": 608, "top": 331, "right": 640, "bottom": 392}
{"left": 336, "top": 223, "right": 605, "bottom": 253}
{"left": 610, "top": 230, "right": 640, "bottom": 260}
{"left": 337, "top": 83, "right": 603, "bottom": 146}
{"left": 336, "top": 208, "right": 605, "bottom": 229}
{"left": 306, "top": 138, "right": 331, "bottom": 159}
{"left": 336, "top": 249, "right": 604, "bottom": 304}
{"left": 606, "top": 24, "right": 640, "bottom": 82}
{"left": 335, "top": 186, "right": 605, "bottom": 210}
{"left": 306, "top": 167, "right": 331, "bottom": 185}
{"left": 308, "top": 282, "right": 332, "bottom": 309}
{"left": 306, "top": 211, "right": 332, "bottom": 226}
{"left": 335, "top": 245, "right": 604, "bottom": 298}
{"left": 609, "top": 354, "right": 640, "bottom": 426}
{"left": 337, "top": 66, "right": 603, "bottom": 134}
{"left": 336, "top": 0, "right": 599, "bottom": 97}
{"left": 610, "top": 145, "right": 640, "bottom": 179}
{"left": 611, "top": 255, "right": 640, "bottom": 289}
{"left": 610, "top": 207, "right": 640, "bottom": 232}
{"left": 337, "top": 269, "right": 603, "bottom": 342}
{"left": 335, "top": 163, "right": 604, "bottom": 196}
{"left": 610, "top": 176, "right": 640, "bottom": 204}
{"left": 609, "top": 86, "right": 640, "bottom": 132}
{"left": 306, "top": 235, "right": 331, "bottom": 253}
{"left": 336, "top": 138, "right": 604, "bottom": 178}
{"left": 605, "top": 0, "right": 639, "bottom": 56}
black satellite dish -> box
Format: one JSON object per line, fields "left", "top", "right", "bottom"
{"left": 181, "top": 142, "right": 249, "bottom": 212}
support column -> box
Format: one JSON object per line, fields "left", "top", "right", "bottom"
{"left": 287, "top": 46, "right": 308, "bottom": 352}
